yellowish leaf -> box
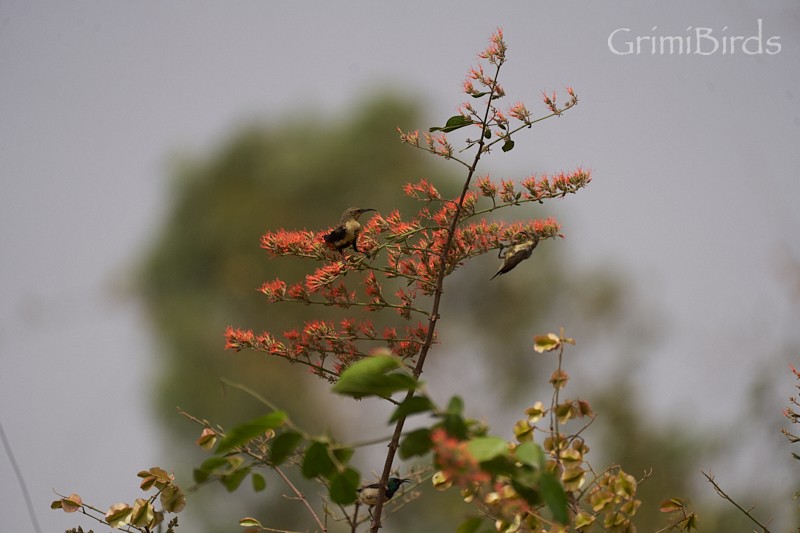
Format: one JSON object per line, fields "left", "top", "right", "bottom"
{"left": 196, "top": 428, "right": 217, "bottom": 450}
{"left": 534, "top": 333, "right": 561, "bottom": 353}
{"left": 431, "top": 471, "right": 452, "bottom": 490}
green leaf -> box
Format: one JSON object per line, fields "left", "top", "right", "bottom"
{"left": 329, "top": 467, "right": 360, "bottom": 504}
{"left": 539, "top": 472, "right": 569, "bottom": 525}
{"left": 467, "top": 436, "right": 509, "bottom": 462}
{"left": 251, "top": 472, "right": 266, "bottom": 492}
{"left": 511, "top": 467, "right": 543, "bottom": 504}
{"left": 193, "top": 456, "right": 231, "bottom": 483}
{"left": 332, "top": 355, "right": 417, "bottom": 398}
{"left": 300, "top": 441, "right": 352, "bottom": 481}
{"left": 215, "top": 411, "right": 287, "bottom": 455}
{"left": 222, "top": 466, "right": 250, "bottom": 492}
{"left": 501, "top": 139, "right": 515, "bottom": 152}
{"left": 483, "top": 129, "right": 491, "bottom": 139}
{"left": 270, "top": 431, "right": 303, "bottom": 465}
{"left": 399, "top": 428, "right": 433, "bottom": 459}
{"left": 440, "top": 397, "right": 467, "bottom": 438}
{"left": 478, "top": 455, "right": 518, "bottom": 479}
{"left": 447, "top": 396, "right": 464, "bottom": 415}
{"left": 389, "top": 395, "right": 435, "bottom": 423}
{"left": 429, "top": 115, "right": 474, "bottom": 133}
{"left": 515, "top": 442, "right": 545, "bottom": 469}
{"left": 301, "top": 440, "right": 335, "bottom": 479}
{"left": 198, "top": 456, "right": 230, "bottom": 472}
{"left": 192, "top": 468, "right": 209, "bottom": 484}
{"left": 470, "top": 91, "right": 491, "bottom": 99}
{"left": 332, "top": 446, "right": 355, "bottom": 468}
{"left": 456, "top": 516, "right": 485, "bottom": 533}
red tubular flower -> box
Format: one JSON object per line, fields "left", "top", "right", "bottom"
{"left": 224, "top": 326, "right": 255, "bottom": 351}
{"left": 477, "top": 27, "right": 507, "bottom": 65}
{"left": 403, "top": 179, "right": 442, "bottom": 201}
{"left": 424, "top": 132, "right": 453, "bottom": 159}
{"left": 397, "top": 128, "right": 420, "bottom": 146}
{"left": 542, "top": 90, "right": 558, "bottom": 114}
{"left": 499, "top": 179, "right": 517, "bottom": 204}
{"left": 259, "top": 279, "right": 287, "bottom": 302}
{"left": 463, "top": 79, "right": 477, "bottom": 95}
{"left": 320, "top": 282, "right": 356, "bottom": 307}
{"left": 508, "top": 101, "right": 531, "bottom": 124}
{"left": 341, "top": 318, "right": 356, "bottom": 335}
{"left": 382, "top": 327, "right": 397, "bottom": 342}
{"left": 287, "top": 282, "right": 310, "bottom": 302}
{"left": 566, "top": 86, "right": 579, "bottom": 107}
{"left": 261, "top": 229, "right": 320, "bottom": 257}
{"left": 364, "top": 271, "right": 383, "bottom": 299}
{"left": 359, "top": 320, "right": 376, "bottom": 338}
{"left": 468, "top": 65, "right": 486, "bottom": 83}
{"left": 476, "top": 176, "right": 497, "bottom": 198}
{"left": 493, "top": 109, "right": 508, "bottom": 129}
{"left": 394, "top": 288, "right": 415, "bottom": 320}
{"left": 380, "top": 210, "right": 422, "bottom": 240}
{"left": 457, "top": 101, "right": 477, "bottom": 120}
{"left": 521, "top": 167, "right": 592, "bottom": 200}
{"left": 305, "top": 262, "right": 347, "bottom": 293}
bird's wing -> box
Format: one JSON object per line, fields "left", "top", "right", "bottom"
{"left": 324, "top": 225, "right": 347, "bottom": 244}
{"left": 491, "top": 247, "right": 531, "bottom": 279}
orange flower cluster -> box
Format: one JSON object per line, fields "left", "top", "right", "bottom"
{"left": 225, "top": 317, "right": 430, "bottom": 379}
{"left": 477, "top": 167, "right": 592, "bottom": 204}
{"left": 542, "top": 86, "right": 579, "bottom": 116}
{"left": 229, "top": 168, "right": 593, "bottom": 379}
{"left": 431, "top": 428, "right": 491, "bottom": 487}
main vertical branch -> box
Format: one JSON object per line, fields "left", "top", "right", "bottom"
{"left": 369, "top": 57, "right": 505, "bottom": 533}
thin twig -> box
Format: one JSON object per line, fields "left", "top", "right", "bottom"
{"left": 549, "top": 342, "right": 565, "bottom": 470}
{"left": 274, "top": 465, "right": 328, "bottom": 532}
{"left": 368, "top": 53, "right": 507, "bottom": 533}
{"left": 0, "top": 420, "right": 41, "bottom": 533}
{"left": 702, "top": 471, "right": 773, "bottom": 533}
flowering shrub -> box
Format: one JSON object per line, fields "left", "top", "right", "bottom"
{"left": 218, "top": 29, "right": 607, "bottom": 533}
{"left": 53, "top": 30, "right": 714, "bottom": 533}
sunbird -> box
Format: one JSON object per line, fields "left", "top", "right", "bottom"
{"left": 357, "top": 477, "right": 411, "bottom": 507}
{"left": 323, "top": 207, "right": 376, "bottom": 253}
{"left": 491, "top": 235, "right": 540, "bottom": 280}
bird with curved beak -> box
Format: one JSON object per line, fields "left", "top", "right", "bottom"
{"left": 357, "top": 477, "right": 411, "bottom": 507}
{"left": 490, "top": 234, "right": 540, "bottom": 280}
{"left": 323, "top": 207, "right": 376, "bottom": 253}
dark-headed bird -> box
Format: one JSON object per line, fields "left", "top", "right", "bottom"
{"left": 357, "top": 477, "right": 411, "bottom": 507}
{"left": 490, "top": 235, "right": 540, "bottom": 280}
{"left": 323, "top": 207, "right": 375, "bottom": 253}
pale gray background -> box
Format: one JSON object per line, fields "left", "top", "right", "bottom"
{"left": 2, "top": 2, "right": 799, "bottom": 531}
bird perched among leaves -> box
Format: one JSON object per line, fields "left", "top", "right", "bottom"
{"left": 490, "top": 235, "right": 540, "bottom": 280}
{"left": 357, "top": 477, "right": 411, "bottom": 507}
{"left": 323, "top": 207, "right": 376, "bottom": 253}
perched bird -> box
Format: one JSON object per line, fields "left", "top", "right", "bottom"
{"left": 357, "top": 477, "right": 411, "bottom": 507}
{"left": 323, "top": 207, "right": 376, "bottom": 253}
{"left": 490, "top": 235, "right": 540, "bottom": 280}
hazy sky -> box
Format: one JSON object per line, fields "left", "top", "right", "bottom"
{"left": 2, "top": 2, "right": 799, "bottom": 531}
